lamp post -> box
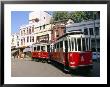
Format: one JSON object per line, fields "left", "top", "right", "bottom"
{"left": 93, "top": 12, "right": 98, "bottom": 62}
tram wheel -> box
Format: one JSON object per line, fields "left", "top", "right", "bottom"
{"left": 42, "top": 59, "right": 46, "bottom": 63}
{"left": 35, "top": 59, "right": 39, "bottom": 62}
{"left": 63, "top": 66, "right": 70, "bottom": 74}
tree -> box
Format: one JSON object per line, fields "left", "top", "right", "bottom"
{"left": 52, "top": 11, "right": 100, "bottom": 23}
{"left": 52, "top": 11, "right": 69, "bottom": 22}
{"left": 69, "top": 11, "right": 87, "bottom": 23}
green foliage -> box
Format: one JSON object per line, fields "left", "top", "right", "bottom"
{"left": 52, "top": 11, "right": 100, "bottom": 23}
{"left": 53, "top": 11, "right": 69, "bottom": 22}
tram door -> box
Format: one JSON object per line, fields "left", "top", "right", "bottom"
{"left": 64, "top": 40, "right": 69, "bottom": 70}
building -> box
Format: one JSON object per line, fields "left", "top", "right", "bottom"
{"left": 11, "top": 33, "right": 20, "bottom": 49}
{"left": 66, "top": 19, "right": 100, "bottom": 52}
{"left": 19, "top": 11, "right": 52, "bottom": 47}
{"left": 51, "top": 22, "right": 65, "bottom": 43}
{"left": 34, "top": 23, "right": 52, "bottom": 44}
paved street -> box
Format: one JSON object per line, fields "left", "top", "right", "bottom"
{"left": 11, "top": 57, "right": 100, "bottom": 77}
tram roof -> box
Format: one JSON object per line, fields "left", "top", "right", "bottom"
{"left": 57, "top": 31, "right": 83, "bottom": 40}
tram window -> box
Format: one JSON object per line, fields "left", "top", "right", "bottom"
{"left": 57, "top": 42, "right": 59, "bottom": 51}
{"left": 71, "top": 38, "right": 74, "bottom": 51}
{"left": 74, "top": 38, "right": 77, "bottom": 51}
{"left": 69, "top": 39, "right": 71, "bottom": 51}
{"left": 84, "top": 28, "right": 88, "bottom": 35}
{"left": 34, "top": 47, "right": 36, "bottom": 51}
{"left": 86, "top": 38, "right": 88, "bottom": 50}
{"left": 77, "top": 38, "right": 81, "bottom": 51}
{"left": 47, "top": 45, "right": 50, "bottom": 52}
{"left": 89, "top": 38, "right": 91, "bottom": 50}
{"left": 89, "top": 28, "right": 94, "bottom": 35}
{"left": 60, "top": 41, "right": 63, "bottom": 48}
{"left": 82, "top": 38, "right": 86, "bottom": 51}
{"left": 41, "top": 46, "right": 45, "bottom": 51}
{"left": 64, "top": 40, "right": 68, "bottom": 52}
{"left": 54, "top": 44, "right": 56, "bottom": 52}
{"left": 37, "top": 46, "right": 40, "bottom": 51}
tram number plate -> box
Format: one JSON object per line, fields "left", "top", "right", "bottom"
{"left": 81, "top": 56, "right": 84, "bottom": 62}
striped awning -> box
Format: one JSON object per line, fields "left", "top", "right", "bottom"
{"left": 23, "top": 47, "right": 32, "bottom": 52}
{"left": 11, "top": 49, "right": 18, "bottom": 55}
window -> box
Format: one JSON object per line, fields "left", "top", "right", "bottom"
{"left": 32, "top": 36, "right": 34, "bottom": 42}
{"left": 30, "top": 36, "right": 31, "bottom": 42}
{"left": 43, "top": 25, "right": 45, "bottom": 29}
{"left": 95, "top": 27, "right": 99, "bottom": 35}
{"left": 82, "top": 38, "right": 86, "bottom": 51}
{"left": 89, "top": 28, "right": 94, "bottom": 35}
{"left": 34, "top": 47, "right": 36, "bottom": 51}
{"left": 57, "top": 43, "right": 59, "bottom": 48}
{"left": 21, "top": 39, "right": 23, "bottom": 45}
{"left": 71, "top": 38, "right": 74, "bottom": 51}
{"left": 17, "top": 42, "right": 19, "bottom": 46}
{"left": 64, "top": 40, "right": 68, "bottom": 52}
{"left": 69, "top": 39, "right": 71, "bottom": 51}
{"left": 29, "top": 28, "right": 31, "bottom": 34}
{"left": 17, "top": 36, "right": 19, "bottom": 39}
{"left": 27, "top": 36, "right": 29, "bottom": 42}
{"left": 27, "top": 29, "right": 28, "bottom": 35}
{"left": 77, "top": 38, "right": 81, "bottom": 51}
{"left": 74, "top": 38, "right": 77, "bottom": 51}
{"left": 60, "top": 41, "right": 63, "bottom": 48}
{"left": 23, "top": 30, "right": 25, "bottom": 35}
{"left": 57, "top": 42, "right": 59, "bottom": 51}
{"left": 86, "top": 38, "right": 89, "bottom": 50}
{"left": 32, "top": 26, "right": 34, "bottom": 32}
{"left": 40, "top": 26, "right": 42, "bottom": 30}
{"left": 37, "top": 46, "right": 40, "bottom": 51}
{"left": 24, "top": 38, "right": 25, "bottom": 44}
{"left": 41, "top": 46, "right": 45, "bottom": 51}
{"left": 84, "top": 28, "right": 88, "bottom": 35}
{"left": 56, "top": 34, "right": 59, "bottom": 37}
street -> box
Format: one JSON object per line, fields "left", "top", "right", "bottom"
{"left": 11, "top": 57, "right": 100, "bottom": 77}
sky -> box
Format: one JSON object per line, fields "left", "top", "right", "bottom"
{"left": 11, "top": 11, "right": 53, "bottom": 34}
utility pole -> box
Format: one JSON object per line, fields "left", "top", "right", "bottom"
{"left": 93, "top": 12, "right": 98, "bottom": 62}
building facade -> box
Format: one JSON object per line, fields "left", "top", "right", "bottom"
{"left": 19, "top": 11, "right": 52, "bottom": 47}
{"left": 66, "top": 19, "right": 100, "bottom": 52}
{"left": 51, "top": 23, "right": 65, "bottom": 43}
{"left": 11, "top": 33, "right": 20, "bottom": 49}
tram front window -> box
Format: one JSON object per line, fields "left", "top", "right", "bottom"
{"left": 34, "top": 47, "right": 36, "bottom": 51}
{"left": 37, "top": 46, "right": 40, "bottom": 51}
{"left": 41, "top": 46, "right": 45, "bottom": 51}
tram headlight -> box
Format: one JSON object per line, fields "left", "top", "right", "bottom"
{"left": 90, "top": 60, "right": 92, "bottom": 63}
{"left": 69, "top": 53, "right": 73, "bottom": 57}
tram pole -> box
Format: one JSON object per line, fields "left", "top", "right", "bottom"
{"left": 93, "top": 12, "right": 98, "bottom": 62}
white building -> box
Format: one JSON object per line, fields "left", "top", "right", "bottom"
{"left": 11, "top": 33, "right": 20, "bottom": 49}
{"left": 66, "top": 19, "right": 100, "bottom": 52}
{"left": 19, "top": 11, "right": 52, "bottom": 47}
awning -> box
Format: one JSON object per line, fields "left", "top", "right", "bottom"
{"left": 11, "top": 49, "right": 18, "bottom": 55}
{"left": 23, "top": 47, "right": 32, "bottom": 52}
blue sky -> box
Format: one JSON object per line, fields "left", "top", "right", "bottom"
{"left": 11, "top": 11, "right": 53, "bottom": 34}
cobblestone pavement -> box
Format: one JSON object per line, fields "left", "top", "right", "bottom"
{"left": 11, "top": 57, "right": 71, "bottom": 77}
{"left": 11, "top": 57, "right": 100, "bottom": 77}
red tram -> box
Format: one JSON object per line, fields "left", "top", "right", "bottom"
{"left": 31, "top": 31, "right": 93, "bottom": 72}
{"left": 31, "top": 43, "right": 50, "bottom": 63}
{"left": 50, "top": 32, "right": 93, "bottom": 72}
